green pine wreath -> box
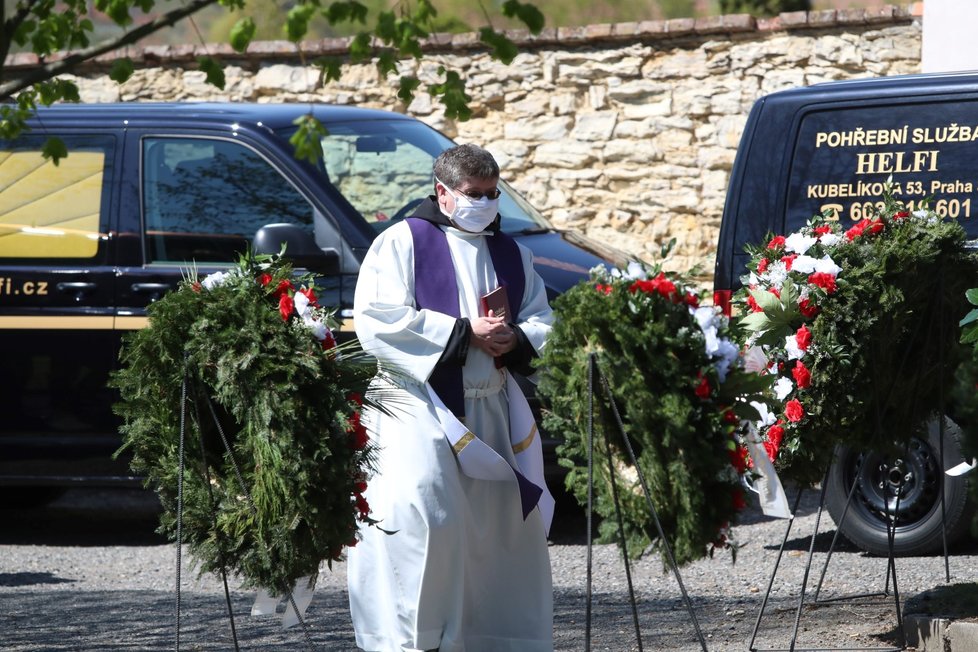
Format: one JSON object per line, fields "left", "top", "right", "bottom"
{"left": 111, "top": 252, "right": 376, "bottom": 595}
{"left": 538, "top": 262, "right": 770, "bottom": 565}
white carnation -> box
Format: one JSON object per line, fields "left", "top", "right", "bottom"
{"left": 785, "top": 232, "right": 818, "bottom": 255}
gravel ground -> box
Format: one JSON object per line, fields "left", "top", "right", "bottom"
{"left": 2, "top": 487, "right": 977, "bottom": 651}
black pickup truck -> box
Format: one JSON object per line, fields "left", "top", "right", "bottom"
{"left": 0, "top": 102, "right": 629, "bottom": 503}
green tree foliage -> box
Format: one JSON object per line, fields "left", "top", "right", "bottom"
{"left": 718, "top": 0, "right": 809, "bottom": 17}
{"left": 0, "top": 0, "right": 543, "bottom": 153}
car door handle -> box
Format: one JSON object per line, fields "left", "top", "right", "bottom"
{"left": 56, "top": 281, "right": 97, "bottom": 302}
{"left": 131, "top": 282, "right": 172, "bottom": 302}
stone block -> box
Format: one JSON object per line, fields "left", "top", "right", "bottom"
{"left": 694, "top": 16, "right": 727, "bottom": 36}
{"left": 503, "top": 116, "right": 573, "bottom": 141}
{"left": 837, "top": 9, "right": 867, "bottom": 25}
{"left": 865, "top": 6, "right": 897, "bottom": 23}
{"left": 532, "top": 141, "right": 596, "bottom": 168}
{"left": 780, "top": 11, "right": 809, "bottom": 29}
{"left": 571, "top": 111, "right": 619, "bottom": 141}
{"left": 665, "top": 18, "right": 695, "bottom": 36}
{"left": 807, "top": 10, "right": 838, "bottom": 28}
{"left": 903, "top": 615, "right": 947, "bottom": 651}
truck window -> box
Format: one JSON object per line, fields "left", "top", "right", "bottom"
{"left": 142, "top": 137, "right": 315, "bottom": 264}
{"left": 0, "top": 137, "right": 112, "bottom": 260}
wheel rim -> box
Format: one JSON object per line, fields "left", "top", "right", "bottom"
{"left": 844, "top": 436, "right": 941, "bottom": 531}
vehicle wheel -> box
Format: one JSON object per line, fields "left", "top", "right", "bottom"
{"left": 824, "top": 416, "right": 973, "bottom": 557}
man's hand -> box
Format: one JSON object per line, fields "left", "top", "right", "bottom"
{"left": 470, "top": 310, "right": 516, "bottom": 358}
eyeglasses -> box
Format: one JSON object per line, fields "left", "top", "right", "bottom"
{"left": 455, "top": 187, "right": 502, "bottom": 200}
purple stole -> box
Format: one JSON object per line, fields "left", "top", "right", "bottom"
{"left": 407, "top": 218, "right": 543, "bottom": 521}
{"left": 407, "top": 218, "right": 525, "bottom": 419}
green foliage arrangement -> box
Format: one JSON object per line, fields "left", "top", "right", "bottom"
{"left": 738, "top": 186, "right": 978, "bottom": 487}
{"left": 538, "top": 261, "right": 771, "bottom": 565}
{"left": 111, "top": 252, "right": 377, "bottom": 595}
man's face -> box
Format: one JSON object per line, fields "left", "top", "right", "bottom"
{"left": 436, "top": 176, "right": 500, "bottom": 215}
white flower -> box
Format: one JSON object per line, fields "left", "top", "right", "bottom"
{"left": 774, "top": 376, "right": 794, "bottom": 401}
{"left": 913, "top": 209, "right": 929, "bottom": 220}
{"left": 590, "top": 264, "right": 611, "bottom": 280}
{"left": 743, "top": 345, "right": 768, "bottom": 373}
{"left": 294, "top": 291, "right": 312, "bottom": 318}
{"left": 814, "top": 255, "right": 841, "bottom": 277}
{"left": 789, "top": 255, "right": 818, "bottom": 274}
{"left": 784, "top": 334, "right": 805, "bottom": 360}
{"left": 750, "top": 400, "right": 776, "bottom": 427}
{"left": 623, "top": 260, "right": 646, "bottom": 280}
{"left": 303, "top": 315, "right": 328, "bottom": 340}
{"left": 202, "top": 270, "right": 232, "bottom": 290}
{"left": 819, "top": 233, "right": 841, "bottom": 247}
{"left": 763, "top": 261, "right": 788, "bottom": 289}
{"left": 713, "top": 339, "right": 740, "bottom": 383}
{"left": 785, "top": 232, "right": 818, "bottom": 255}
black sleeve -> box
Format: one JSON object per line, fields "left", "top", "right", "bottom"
{"left": 499, "top": 324, "right": 537, "bottom": 376}
{"left": 434, "top": 318, "right": 471, "bottom": 368}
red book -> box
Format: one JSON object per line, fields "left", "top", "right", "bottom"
{"left": 481, "top": 285, "right": 510, "bottom": 368}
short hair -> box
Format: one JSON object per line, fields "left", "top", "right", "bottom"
{"left": 433, "top": 144, "right": 499, "bottom": 191}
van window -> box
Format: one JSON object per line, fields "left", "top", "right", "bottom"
{"left": 142, "top": 137, "right": 315, "bottom": 264}
{"left": 0, "top": 137, "right": 112, "bottom": 260}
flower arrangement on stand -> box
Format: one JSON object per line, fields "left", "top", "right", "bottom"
{"left": 737, "top": 186, "right": 977, "bottom": 487}
{"left": 538, "top": 261, "right": 771, "bottom": 565}
{"left": 111, "top": 251, "right": 377, "bottom": 595}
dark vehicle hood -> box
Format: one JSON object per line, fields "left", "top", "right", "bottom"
{"left": 511, "top": 229, "right": 631, "bottom": 299}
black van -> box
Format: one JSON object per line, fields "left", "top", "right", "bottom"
{"left": 714, "top": 72, "right": 978, "bottom": 556}
{"left": 0, "top": 102, "right": 629, "bottom": 501}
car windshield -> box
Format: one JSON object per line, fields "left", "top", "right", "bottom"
{"left": 284, "top": 119, "right": 551, "bottom": 235}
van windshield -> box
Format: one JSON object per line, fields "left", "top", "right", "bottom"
{"left": 291, "top": 119, "right": 551, "bottom": 235}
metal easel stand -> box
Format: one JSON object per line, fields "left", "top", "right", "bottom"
{"left": 584, "top": 352, "right": 710, "bottom": 652}
{"left": 172, "top": 367, "right": 318, "bottom": 652}
{"left": 745, "top": 468, "right": 903, "bottom": 652}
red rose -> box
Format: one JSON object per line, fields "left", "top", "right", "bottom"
{"left": 722, "top": 409, "right": 739, "bottom": 424}
{"left": 757, "top": 257, "right": 769, "bottom": 273}
{"left": 763, "top": 440, "right": 778, "bottom": 462}
{"left": 694, "top": 374, "right": 711, "bottom": 399}
{"left": 795, "top": 324, "right": 812, "bottom": 350}
{"left": 728, "top": 446, "right": 749, "bottom": 473}
{"left": 868, "top": 219, "right": 884, "bottom": 234}
{"left": 628, "top": 279, "right": 650, "bottom": 294}
{"left": 785, "top": 398, "right": 804, "bottom": 423}
{"left": 347, "top": 392, "right": 364, "bottom": 406}
{"left": 650, "top": 272, "right": 676, "bottom": 299}
{"left": 258, "top": 273, "right": 273, "bottom": 286}
{"left": 348, "top": 412, "right": 370, "bottom": 450}
{"left": 769, "top": 287, "right": 781, "bottom": 299}
{"left": 595, "top": 283, "right": 613, "bottom": 295}
{"left": 791, "top": 360, "right": 811, "bottom": 389}
{"left": 747, "top": 294, "right": 763, "bottom": 313}
{"left": 684, "top": 292, "right": 699, "bottom": 307}
{"left": 893, "top": 211, "right": 909, "bottom": 220}
{"left": 355, "top": 480, "right": 368, "bottom": 493}
{"left": 321, "top": 330, "right": 337, "bottom": 351}
{"left": 191, "top": 282, "right": 202, "bottom": 293}
{"left": 274, "top": 279, "right": 294, "bottom": 297}
{"left": 767, "top": 235, "right": 786, "bottom": 249}
{"left": 299, "top": 286, "right": 319, "bottom": 306}
{"left": 732, "top": 488, "right": 747, "bottom": 511}
{"left": 781, "top": 254, "right": 797, "bottom": 271}
{"left": 798, "top": 298, "right": 820, "bottom": 318}
{"left": 347, "top": 536, "right": 359, "bottom": 548}
{"left": 278, "top": 294, "right": 294, "bottom": 321}
{"left": 355, "top": 493, "right": 370, "bottom": 519}
{"left": 845, "top": 219, "right": 869, "bottom": 241}
{"left": 814, "top": 225, "right": 832, "bottom": 235}
{"left": 808, "top": 272, "right": 837, "bottom": 294}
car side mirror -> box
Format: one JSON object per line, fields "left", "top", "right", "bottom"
{"left": 253, "top": 223, "right": 340, "bottom": 275}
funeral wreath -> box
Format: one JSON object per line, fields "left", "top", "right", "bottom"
{"left": 111, "top": 251, "right": 377, "bottom": 595}
{"left": 737, "top": 185, "right": 977, "bottom": 488}
{"left": 538, "top": 260, "right": 771, "bottom": 565}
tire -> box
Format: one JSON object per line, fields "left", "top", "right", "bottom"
{"left": 824, "top": 416, "right": 973, "bottom": 557}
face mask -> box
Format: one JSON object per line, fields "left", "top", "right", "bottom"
{"left": 437, "top": 178, "right": 500, "bottom": 232}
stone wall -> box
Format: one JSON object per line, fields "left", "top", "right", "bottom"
{"left": 7, "top": 4, "right": 923, "bottom": 280}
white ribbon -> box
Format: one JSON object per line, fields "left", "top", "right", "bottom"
{"left": 251, "top": 575, "right": 316, "bottom": 629}
{"left": 744, "top": 435, "right": 793, "bottom": 519}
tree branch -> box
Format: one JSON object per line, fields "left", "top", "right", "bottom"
{"left": 1, "top": 0, "right": 45, "bottom": 78}
{"left": 0, "top": 0, "right": 222, "bottom": 100}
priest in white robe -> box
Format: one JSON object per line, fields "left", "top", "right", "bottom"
{"left": 348, "top": 144, "right": 555, "bottom": 652}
